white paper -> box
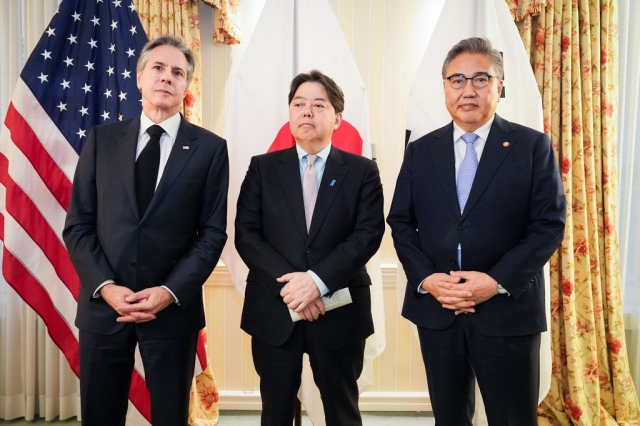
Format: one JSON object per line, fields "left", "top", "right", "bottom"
{"left": 289, "top": 287, "right": 353, "bottom": 322}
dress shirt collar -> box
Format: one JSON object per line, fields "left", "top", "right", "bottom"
{"left": 452, "top": 115, "right": 495, "bottom": 143}
{"left": 295, "top": 142, "right": 332, "bottom": 164}
{"left": 139, "top": 112, "right": 181, "bottom": 141}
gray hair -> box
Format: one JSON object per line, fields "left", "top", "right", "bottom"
{"left": 137, "top": 35, "right": 196, "bottom": 85}
{"left": 441, "top": 37, "right": 504, "bottom": 80}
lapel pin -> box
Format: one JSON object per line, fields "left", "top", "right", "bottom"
{"left": 183, "top": 146, "right": 189, "bottom": 150}
{"left": 330, "top": 179, "right": 336, "bottom": 187}
{"left": 503, "top": 141, "right": 510, "bottom": 147}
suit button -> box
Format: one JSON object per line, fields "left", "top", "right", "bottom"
{"left": 130, "top": 263, "right": 137, "bottom": 268}
{"left": 140, "top": 224, "right": 147, "bottom": 229}
{"left": 458, "top": 223, "right": 466, "bottom": 230}
{"left": 305, "top": 248, "right": 311, "bottom": 254}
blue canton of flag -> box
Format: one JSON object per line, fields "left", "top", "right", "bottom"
{"left": 23, "top": 0, "right": 148, "bottom": 154}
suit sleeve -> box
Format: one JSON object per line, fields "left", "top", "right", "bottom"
{"left": 160, "top": 138, "right": 229, "bottom": 306}
{"left": 63, "top": 126, "right": 118, "bottom": 298}
{"left": 387, "top": 142, "right": 437, "bottom": 293}
{"left": 234, "top": 156, "right": 299, "bottom": 295}
{"left": 309, "top": 159, "right": 385, "bottom": 291}
{"left": 486, "top": 133, "right": 566, "bottom": 298}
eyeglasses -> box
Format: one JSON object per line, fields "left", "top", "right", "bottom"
{"left": 445, "top": 73, "right": 495, "bottom": 89}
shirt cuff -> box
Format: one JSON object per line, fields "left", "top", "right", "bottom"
{"left": 161, "top": 285, "right": 180, "bottom": 305}
{"left": 307, "top": 270, "right": 330, "bottom": 297}
{"left": 93, "top": 280, "right": 114, "bottom": 298}
{"left": 417, "top": 278, "right": 429, "bottom": 294}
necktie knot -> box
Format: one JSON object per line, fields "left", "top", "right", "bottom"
{"left": 306, "top": 154, "right": 317, "bottom": 167}
{"left": 461, "top": 132, "right": 479, "bottom": 145}
{"left": 147, "top": 125, "right": 164, "bottom": 140}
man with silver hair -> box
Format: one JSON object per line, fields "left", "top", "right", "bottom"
{"left": 64, "top": 35, "right": 228, "bottom": 425}
{"left": 388, "top": 37, "right": 566, "bottom": 425}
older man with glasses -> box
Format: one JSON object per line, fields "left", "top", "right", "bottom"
{"left": 387, "top": 37, "right": 566, "bottom": 426}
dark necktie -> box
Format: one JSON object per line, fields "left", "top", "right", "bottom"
{"left": 136, "top": 125, "right": 164, "bottom": 215}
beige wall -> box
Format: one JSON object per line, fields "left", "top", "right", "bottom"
{"left": 198, "top": 0, "right": 445, "bottom": 409}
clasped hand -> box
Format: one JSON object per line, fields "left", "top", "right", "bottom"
{"left": 278, "top": 272, "right": 326, "bottom": 322}
{"left": 422, "top": 271, "right": 498, "bottom": 315}
{"left": 100, "top": 284, "right": 175, "bottom": 323}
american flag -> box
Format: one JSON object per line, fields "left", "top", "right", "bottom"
{"left": 0, "top": 0, "right": 211, "bottom": 422}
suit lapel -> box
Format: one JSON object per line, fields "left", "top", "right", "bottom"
{"left": 146, "top": 117, "right": 198, "bottom": 216}
{"left": 118, "top": 118, "right": 142, "bottom": 220}
{"left": 462, "top": 115, "right": 515, "bottom": 219}
{"left": 276, "top": 147, "right": 308, "bottom": 240}
{"left": 430, "top": 124, "right": 461, "bottom": 219}
{"left": 307, "top": 147, "right": 348, "bottom": 243}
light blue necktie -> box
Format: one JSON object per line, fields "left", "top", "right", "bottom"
{"left": 457, "top": 132, "right": 479, "bottom": 213}
{"left": 457, "top": 132, "right": 479, "bottom": 269}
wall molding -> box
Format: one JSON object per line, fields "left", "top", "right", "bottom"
{"left": 218, "top": 391, "right": 431, "bottom": 412}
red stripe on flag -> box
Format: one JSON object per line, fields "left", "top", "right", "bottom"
{"left": 196, "top": 330, "right": 208, "bottom": 369}
{"left": 0, "top": 220, "right": 80, "bottom": 375}
{"left": 0, "top": 153, "right": 80, "bottom": 298}
{"left": 128, "top": 370, "right": 152, "bottom": 422}
{"left": 4, "top": 103, "right": 73, "bottom": 210}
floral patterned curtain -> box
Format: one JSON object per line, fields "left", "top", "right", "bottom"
{"left": 133, "top": 1, "right": 220, "bottom": 424}
{"left": 202, "top": 0, "right": 242, "bottom": 44}
{"left": 134, "top": 0, "right": 203, "bottom": 125}
{"left": 506, "top": 0, "right": 640, "bottom": 424}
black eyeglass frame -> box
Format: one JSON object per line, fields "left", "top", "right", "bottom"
{"left": 444, "top": 73, "right": 497, "bottom": 89}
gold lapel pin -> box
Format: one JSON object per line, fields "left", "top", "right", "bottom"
{"left": 503, "top": 141, "right": 510, "bottom": 147}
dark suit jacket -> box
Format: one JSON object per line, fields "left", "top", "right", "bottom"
{"left": 235, "top": 146, "right": 385, "bottom": 349}
{"left": 63, "top": 116, "right": 228, "bottom": 338}
{"left": 387, "top": 115, "right": 566, "bottom": 337}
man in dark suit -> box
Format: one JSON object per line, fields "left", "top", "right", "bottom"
{"left": 387, "top": 37, "right": 566, "bottom": 426}
{"left": 63, "top": 35, "right": 228, "bottom": 426}
{"left": 235, "top": 70, "right": 384, "bottom": 426}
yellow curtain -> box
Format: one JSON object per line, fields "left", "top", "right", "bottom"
{"left": 133, "top": 1, "right": 219, "bottom": 424}
{"left": 202, "top": 0, "right": 242, "bottom": 44}
{"left": 506, "top": 0, "right": 640, "bottom": 424}
{"left": 134, "top": 0, "right": 202, "bottom": 125}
